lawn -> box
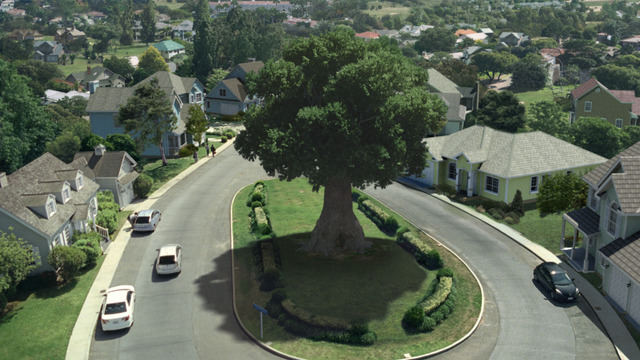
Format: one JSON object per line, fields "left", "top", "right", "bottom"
{"left": 514, "top": 85, "right": 576, "bottom": 106}
{"left": 58, "top": 43, "right": 151, "bottom": 77}
{"left": 233, "top": 178, "right": 482, "bottom": 359}
{"left": 362, "top": 2, "right": 412, "bottom": 18}
{"left": 0, "top": 256, "right": 105, "bottom": 360}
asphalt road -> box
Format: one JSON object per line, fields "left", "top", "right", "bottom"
{"left": 89, "top": 148, "right": 281, "bottom": 360}
{"left": 363, "top": 183, "right": 618, "bottom": 360}
{"left": 89, "top": 149, "right": 618, "bottom": 360}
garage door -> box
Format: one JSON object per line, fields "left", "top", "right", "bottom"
{"left": 628, "top": 282, "right": 640, "bottom": 325}
{"left": 421, "top": 165, "right": 434, "bottom": 186}
{"left": 220, "top": 103, "right": 240, "bottom": 115}
{"left": 607, "top": 264, "right": 630, "bottom": 311}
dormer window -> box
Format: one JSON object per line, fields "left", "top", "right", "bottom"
{"left": 62, "top": 187, "right": 70, "bottom": 203}
{"left": 77, "top": 174, "right": 83, "bottom": 189}
{"left": 46, "top": 198, "right": 57, "bottom": 217}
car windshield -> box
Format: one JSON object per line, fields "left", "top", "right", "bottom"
{"left": 136, "top": 216, "right": 150, "bottom": 224}
{"left": 105, "top": 301, "right": 126, "bottom": 314}
{"left": 158, "top": 255, "right": 176, "bottom": 265}
{"left": 552, "top": 272, "right": 572, "bottom": 286}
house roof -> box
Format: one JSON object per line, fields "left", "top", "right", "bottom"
{"left": 570, "top": 78, "right": 601, "bottom": 100}
{"left": 455, "top": 29, "right": 476, "bottom": 37}
{"left": 173, "top": 20, "right": 193, "bottom": 31}
{"left": 72, "top": 149, "right": 138, "bottom": 178}
{"left": 539, "top": 48, "right": 565, "bottom": 58}
{"left": 571, "top": 78, "right": 640, "bottom": 115}
{"left": 66, "top": 66, "right": 124, "bottom": 86}
{"left": 427, "top": 68, "right": 461, "bottom": 94}
{"left": 220, "top": 78, "right": 247, "bottom": 101}
{"left": 34, "top": 41, "right": 64, "bottom": 56}
{"left": 153, "top": 40, "right": 185, "bottom": 52}
{"left": 563, "top": 207, "right": 601, "bottom": 236}
{"left": 0, "top": 153, "right": 99, "bottom": 236}
{"left": 235, "top": 61, "right": 265, "bottom": 76}
{"left": 355, "top": 31, "right": 379, "bottom": 39}
{"left": 600, "top": 230, "right": 640, "bottom": 285}
{"left": 426, "top": 126, "right": 607, "bottom": 178}
{"left": 584, "top": 141, "right": 640, "bottom": 187}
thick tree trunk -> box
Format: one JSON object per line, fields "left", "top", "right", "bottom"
{"left": 301, "top": 177, "right": 369, "bottom": 256}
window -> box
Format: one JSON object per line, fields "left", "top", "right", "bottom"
{"left": 447, "top": 162, "right": 457, "bottom": 180}
{"left": 53, "top": 233, "right": 62, "bottom": 247}
{"left": 29, "top": 246, "right": 42, "bottom": 267}
{"left": 47, "top": 200, "right": 56, "bottom": 217}
{"left": 530, "top": 176, "right": 539, "bottom": 193}
{"left": 63, "top": 224, "right": 72, "bottom": 243}
{"left": 62, "top": 188, "right": 70, "bottom": 203}
{"left": 219, "top": 89, "right": 226, "bottom": 97}
{"left": 632, "top": 118, "right": 638, "bottom": 126}
{"left": 615, "top": 118, "right": 623, "bottom": 128}
{"left": 77, "top": 175, "right": 83, "bottom": 189}
{"left": 207, "top": 101, "right": 210, "bottom": 108}
{"left": 589, "top": 188, "right": 598, "bottom": 210}
{"left": 485, "top": 175, "right": 499, "bottom": 194}
{"left": 607, "top": 203, "right": 619, "bottom": 236}
{"left": 195, "top": 93, "right": 202, "bottom": 102}
{"left": 584, "top": 101, "right": 592, "bottom": 112}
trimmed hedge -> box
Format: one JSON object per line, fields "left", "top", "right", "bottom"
{"left": 357, "top": 197, "right": 399, "bottom": 233}
{"left": 259, "top": 240, "right": 281, "bottom": 291}
{"left": 396, "top": 231, "right": 443, "bottom": 269}
{"left": 421, "top": 276, "right": 453, "bottom": 315}
{"left": 252, "top": 207, "right": 271, "bottom": 235}
{"left": 402, "top": 275, "right": 458, "bottom": 332}
{"left": 281, "top": 299, "right": 352, "bottom": 331}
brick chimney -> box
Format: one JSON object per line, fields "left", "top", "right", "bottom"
{"left": 87, "top": 65, "right": 91, "bottom": 74}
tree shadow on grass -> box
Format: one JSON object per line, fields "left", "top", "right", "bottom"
{"left": 194, "top": 233, "right": 428, "bottom": 341}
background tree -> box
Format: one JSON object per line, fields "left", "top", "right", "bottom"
{"left": 193, "top": 0, "right": 216, "bottom": 82}
{"left": 103, "top": 55, "right": 135, "bottom": 82}
{"left": 570, "top": 117, "right": 628, "bottom": 158}
{"left": 413, "top": 27, "right": 457, "bottom": 53}
{"left": 16, "top": 59, "right": 64, "bottom": 97}
{"left": 140, "top": 0, "right": 157, "bottom": 45}
{"left": 86, "top": 22, "right": 120, "bottom": 58}
{"left": 235, "top": 29, "right": 448, "bottom": 255}
{"left": 466, "top": 90, "right": 526, "bottom": 133}
{"left": 205, "top": 68, "right": 229, "bottom": 91}
{"left": 105, "top": 133, "right": 140, "bottom": 161}
{"left": 526, "top": 100, "right": 572, "bottom": 141}
{"left": 471, "top": 52, "right": 518, "bottom": 82}
{"left": 434, "top": 59, "right": 478, "bottom": 88}
{"left": 48, "top": 246, "right": 86, "bottom": 283}
{"left": 118, "top": 78, "right": 177, "bottom": 166}
{"left": 0, "top": 229, "right": 36, "bottom": 300}
{"left": 132, "top": 46, "right": 169, "bottom": 84}
{"left": 119, "top": 0, "right": 135, "bottom": 46}
{"left": 0, "top": 60, "right": 58, "bottom": 174}
{"left": 185, "top": 105, "right": 208, "bottom": 145}
{"left": 623, "top": 126, "right": 640, "bottom": 149}
{"left": 46, "top": 132, "right": 81, "bottom": 163}
{"left": 510, "top": 54, "right": 548, "bottom": 92}
{"left": 592, "top": 64, "right": 640, "bottom": 95}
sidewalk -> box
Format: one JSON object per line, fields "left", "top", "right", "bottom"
{"left": 65, "top": 139, "right": 236, "bottom": 360}
{"left": 396, "top": 178, "right": 640, "bottom": 360}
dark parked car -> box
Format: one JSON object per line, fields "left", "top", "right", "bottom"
{"left": 533, "top": 262, "right": 580, "bottom": 302}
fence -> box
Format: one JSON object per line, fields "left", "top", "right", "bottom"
{"left": 95, "top": 225, "right": 110, "bottom": 243}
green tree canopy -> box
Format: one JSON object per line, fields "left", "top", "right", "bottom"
{"left": 235, "top": 28, "right": 447, "bottom": 255}
{"left": 570, "top": 117, "right": 628, "bottom": 158}
{"left": 106, "top": 133, "right": 140, "bottom": 161}
{"left": 0, "top": 229, "right": 36, "bottom": 297}
{"left": 46, "top": 132, "right": 82, "bottom": 163}
{"left": 592, "top": 64, "right": 640, "bottom": 95}
{"left": 467, "top": 90, "right": 526, "bottom": 133}
{"left": 103, "top": 55, "right": 136, "bottom": 82}
{"left": 118, "top": 78, "right": 177, "bottom": 166}
{"left": 205, "top": 68, "right": 230, "bottom": 92}
{"left": 537, "top": 172, "right": 588, "bottom": 215}
{"left": 141, "top": 0, "right": 157, "bottom": 45}
{"left": 471, "top": 51, "right": 518, "bottom": 82}
{"left": 138, "top": 46, "right": 169, "bottom": 74}
{"left": 434, "top": 59, "right": 478, "bottom": 88}
{"left": 0, "top": 60, "right": 58, "bottom": 174}
{"left": 185, "top": 105, "right": 208, "bottom": 146}
{"left": 526, "top": 100, "right": 571, "bottom": 141}
{"left": 510, "top": 54, "right": 548, "bottom": 92}
{"left": 413, "top": 27, "right": 457, "bottom": 53}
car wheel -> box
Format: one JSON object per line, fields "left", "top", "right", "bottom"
{"left": 550, "top": 290, "right": 556, "bottom": 301}
{"left": 533, "top": 272, "right": 538, "bottom": 282}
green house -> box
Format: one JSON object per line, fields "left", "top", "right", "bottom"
{"left": 410, "top": 125, "right": 606, "bottom": 204}
{"left": 152, "top": 40, "right": 185, "bottom": 60}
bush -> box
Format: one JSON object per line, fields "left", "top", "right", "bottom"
{"left": 134, "top": 173, "right": 153, "bottom": 198}
{"left": 422, "top": 276, "right": 453, "bottom": 314}
{"left": 436, "top": 183, "right": 457, "bottom": 197}
{"left": 253, "top": 207, "right": 271, "bottom": 235}
{"left": 97, "top": 190, "right": 115, "bottom": 203}
{"left": 419, "top": 316, "right": 436, "bottom": 332}
{"left": 260, "top": 268, "right": 281, "bottom": 291}
{"left": 508, "top": 189, "right": 525, "bottom": 216}
{"left": 487, "top": 207, "right": 505, "bottom": 220}
{"left": 71, "top": 232, "right": 102, "bottom": 265}
{"left": 96, "top": 209, "right": 118, "bottom": 234}
{"left": 384, "top": 216, "right": 399, "bottom": 233}
{"left": 482, "top": 199, "right": 509, "bottom": 211}
{"left": 220, "top": 136, "right": 228, "bottom": 143}
{"left": 178, "top": 143, "right": 198, "bottom": 158}
{"left": 504, "top": 212, "right": 520, "bottom": 224}
{"left": 402, "top": 305, "right": 425, "bottom": 329}
{"left": 396, "top": 226, "right": 410, "bottom": 240}
{"left": 281, "top": 298, "right": 351, "bottom": 331}
{"left": 48, "top": 246, "right": 87, "bottom": 282}
{"left": 438, "top": 268, "right": 454, "bottom": 279}
{"left": 424, "top": 249, "right": 443, "bottom": 270}
{"left": 224, "top": 130, "right": 236, "bottom": 139}
{"left": 271, "top": 288, "right": 288, "bottom": 303}
{"left": 0, "top": 293, "right": 7, "bottom": 312}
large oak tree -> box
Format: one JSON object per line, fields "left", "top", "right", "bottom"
{"left": 235, "top": 28, "right": 447, "bottom": 256}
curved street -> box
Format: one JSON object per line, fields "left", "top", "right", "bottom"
{"left": 87, "top": 149, "right": 618, "bottom": 359}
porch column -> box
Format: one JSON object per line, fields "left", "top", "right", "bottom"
{"left": 560, "top": 219, "right": 566, "bottom": 249}
{"left": 571, "top": 228, "right": 577, "bottom": 259}
{"left": 467, "top": 171, "right": 474, "bottom": 197}
{"left": 583, "top": 236, "right": 590, "bottom": 271}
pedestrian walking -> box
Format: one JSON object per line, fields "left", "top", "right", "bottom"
{"left": 193, "top": 149, "right": 199, "bottom": 162}
{"left": 211, "top": 144, "right": 216, "bottom": 157}
{"left": 205, "top": 145, "right": 210, "bottom": 157}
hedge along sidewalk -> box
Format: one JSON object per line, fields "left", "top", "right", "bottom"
{"left": 65, "top": 138, "right": 237, "bottom": 360}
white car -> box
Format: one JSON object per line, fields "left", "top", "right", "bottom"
{"left": 156, "top": 244, "right": 182, "bottom": 275}
{"left": 133, "top": 209, "right": 162, "bottom": 232}
{"left": 101, "top": 285, "right": 135, "bottom": 331}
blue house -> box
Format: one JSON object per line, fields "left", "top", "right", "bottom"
{"left": 205, "top": 61, "right": 263, "bottom": 115}
{"left": 86, "top": 71, "right": 205, "bottom": 157}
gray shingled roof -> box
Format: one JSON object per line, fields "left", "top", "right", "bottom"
{"left": 0, "top": 153, "right": 100, "bottom": 236}
{"left": 563, "top": 207, "right": 601, "bottom": 236}
{"left": 237, "top": 61, "right": 264, "bottom": 75}
{"left": 426, "top": 126, "right": 607, "bottom": 178}
{"left": 600, "top": 230, "right": 640, "bottom": 285}
{"left": 73, "top": 150, "right": 137, "bottom": 179}
{"left": 427, "top": 68, "right": 461, "bottom": 94}
{"left": 221, "top": 78, "right": 247, "bottom": 101}
{"left": 437, "top": 93, "right": 466, "bottom": 121}
{"left": 583, "top": 141, "right": 640, "bottom": 187}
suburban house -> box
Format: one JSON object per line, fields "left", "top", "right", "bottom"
{"left": 172, "top": 20, "right": 194, "bottom": 40}
{"left": 621, "top": 36, "right": 640, "bottom": 51}
{"left": 6, "top": 8, "right": 24, "bottom": 17}
{"left": 0, "top": 0, "right": 14, "bottom": 12}
{"left": 569, "top": 78, "right": 640, "bottom": 128}
{"left": 34, "top": 40, "right": 64, "bottom": 62}
{"left": 355, "top": 31, "right": 379, "bottom": 40}
{"left": 66, "top": 66, "right": 126, "bottom": 91}
{"left": 7, "top": 28, "right": 43, "bottom": 41}
{"left": 462, "top": 45, "right": 490, "bottom": 64}
{"left": 86, "top": 11, "right": 106, "bottom": 21}
{"left": 54, "top": 27, "right": 86, "bottom": 44}
{"left": 561, "top": 141, "right": 640, "bottom": 327}
{"left": 407, "top": 125, "right": 606, "bottom": 204}
{"left": 86, "top": 71, "right": 205, "bottom": 157}
{"left": 497, "top": 32, "right": 530, "bottom": 47}
{"left": 0, "top": 153, "right": 100, "bottom": 274}
{"left": 425, "top": 68, "right": 474, "bottom": 135}
{"left": 72, "top": 145, "right": 139, "bottom": 209}
{"left": 152, "top": 40, "right": 185, "bottom": 59}
{"left": 43, "top": 89, "right": 90, "bottom": 105}
{"left": 398, "top": 24, "right": 434, "bottom": 37}
{"left": 205, "top": 61, "right": 264, "bottom": 115}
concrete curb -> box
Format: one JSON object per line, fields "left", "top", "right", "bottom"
{"left": 65, "top": 139, "right": 236, "bottom": 360}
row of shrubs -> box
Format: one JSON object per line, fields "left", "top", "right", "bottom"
{"left": 265, "top": 289, "right": 377, "bottom": 345}
{"left": 247, "top": 182, "right": 276, "bottom": 240}
{"left": 475, "top": 190, "right": 525, "bottom": 225}
{"left": 208, "top": 128, "right": 237, "bottom": 143}
{"left": 396, "top": 227, "right": 443, "bottom": 270}
{"left": 259, "top": 240, "right": 282, "bottom": 291}
{"left": 356, "top": 195, "right": 399, "bottom": 234}
{"left": 402, "top": 269, "right": 458, "bottom": 333}
{"left": 95, "top": 191, "right": 120, "bottom": 234}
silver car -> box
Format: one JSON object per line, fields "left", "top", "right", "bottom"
{"left": 156, "top": 244, "right": 182, "bottom": 275}
{"left": 133, "top": 209, "right": 162, "bottom": 232}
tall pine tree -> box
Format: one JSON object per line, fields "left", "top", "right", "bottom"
{"left": 141, "top": 0, "right": 156, "bottom": 46}
{"left": 119, "top": 0, "right": 134, "bottom": 46}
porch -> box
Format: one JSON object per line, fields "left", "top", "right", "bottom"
{"left": 561, "top": 207, "right": 600, "bottom": 273}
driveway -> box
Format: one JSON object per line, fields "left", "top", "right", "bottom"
{"left": 364, "top": 182, "right": 617, "bottom": 360}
